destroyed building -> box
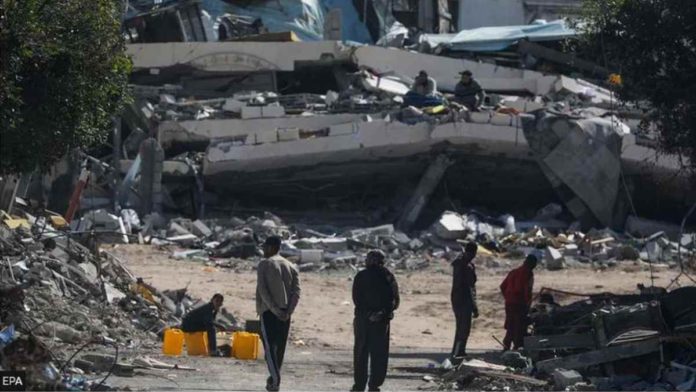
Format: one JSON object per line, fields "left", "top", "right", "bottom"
{"left": 49, "top": 38, "right": 689, "bottom": 234}
{"left": 1, "top": 1, "right": 695, "bottom": 390}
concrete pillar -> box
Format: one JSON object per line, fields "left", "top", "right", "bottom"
{"left": 112, "top": 117, "right": 122, "bottom": 211}
{"left": 397, "top": 154, "right": 453, "bottom": 232}
{"left": 139, "top": 138, "right": 164, "bottom": 216}
{"left": 0, "top": 175, "right": 19, "bottom": 213}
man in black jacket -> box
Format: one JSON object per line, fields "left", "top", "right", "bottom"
{"left": 351, "top": 250, "right": 400, "bottom": 392}
{"left": 450, "top": 242, "right": 479, "bottom": 360}
{"left": 181, "top": 293, "right": 223, "bottom": 356}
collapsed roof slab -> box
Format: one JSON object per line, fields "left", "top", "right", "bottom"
{"left": 158, "top": 113, "right": 364, "bottom": 150}
{"left": 352, "top": 45, "right": 602, "bottom": 97}
{"left": 353, "top": 45, "right": 544, "bottom": 93}
{"left": 126, "top": 41, "right": 349, "bottom": 73}
{"left": 202, "top": 119, "right": 531, "bottom": 178}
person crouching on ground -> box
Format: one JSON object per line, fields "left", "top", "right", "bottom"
{"left": 181, "top": 293, "right": 224, "bottom": 356}
{"left": 352, "top": 250, "right": 400, "bottom": 392}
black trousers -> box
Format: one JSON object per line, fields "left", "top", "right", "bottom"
{"left": 353, "top": 316, "right": 390, "bottom": 391}
{"left": 451, "top": 302, "right": 473, "bottom": 357}
{"left": 260, "top": 311, "right": 291, "bottom": 388}
{"left": 181, "top": 324, "right": 216, "bottom": 355}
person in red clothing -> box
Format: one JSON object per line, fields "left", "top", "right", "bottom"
{"left": 499, "top": 254, "right": 538, "bottom": 350}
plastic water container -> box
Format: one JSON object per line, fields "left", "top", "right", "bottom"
{"left": 162, "top": 328, "right": 184, "bottom": 356}
{"left": 232, "top": 332, "right": 260, "bottom": 360}
{"left": 185, "top": 331, "right": 209, "bottom": 356}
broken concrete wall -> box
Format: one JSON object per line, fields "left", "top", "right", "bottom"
{"left": 158, "top": 113, "right": 364, "bottom": 151}
{"left": 522, "top": 111, "right": 625, "bottom": 229}
{"left": 127, "top": 41, "right": 349, "bottom": 73}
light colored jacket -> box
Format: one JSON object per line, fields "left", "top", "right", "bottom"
{"left": 256, "top": 254, "right": 301, "bottom": 317}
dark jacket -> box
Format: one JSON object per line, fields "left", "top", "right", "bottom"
{"left": 181, "top": 302, "right": 217, "bottom": 332}
{"left": 451, "top": 254, "right": 477, "bottom": 309}
{"left": 352, "top": 266, "right": 400, "bottom": 318}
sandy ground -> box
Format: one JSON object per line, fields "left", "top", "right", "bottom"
{"left": 110, "top": 244, "right": 676, "bottom": 351}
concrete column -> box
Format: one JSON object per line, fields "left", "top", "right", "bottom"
{"left": 139, "top": 138, "right": 164, "bottom": 215}
{"left": 0, "top": 175, "right": 19, "bottom": 213}
{"left": 397, "top": 154, "right": 453, "bottom": 232}
{"left": 112, "top": 117, "right": 122, "bottom": 212}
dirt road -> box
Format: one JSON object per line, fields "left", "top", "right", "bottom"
{"left": 111, "top": 245, "right": 674, "bottom": 351}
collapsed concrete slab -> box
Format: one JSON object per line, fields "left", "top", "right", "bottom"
{"left": 158, "top": 113, "right": 364, "bottom": 150}
{"left": 127, "top": 41, "right": 349, "bottom": 73}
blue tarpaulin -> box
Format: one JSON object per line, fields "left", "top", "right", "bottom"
{"left": 421, "top": 20, "right": 577, "bottom": 52}
{"left": 202, "top": 0, "right": 375, "bottom": 43}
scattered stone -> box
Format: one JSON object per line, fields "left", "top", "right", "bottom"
{"left": 501, "top": 350, "right": 532, "bottom": 369}
{"left": 553, "top": 369, "right": 583, "bottom": 389}
{"left": 545, "top": 246, "right": 566, "bottom": 270}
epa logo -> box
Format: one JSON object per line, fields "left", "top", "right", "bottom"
{"left": 0, "top": 371, "right": 26, "bottom": 391}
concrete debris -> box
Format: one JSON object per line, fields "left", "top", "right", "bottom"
{"left": 544, "top": 246, "right": 565, "bottom": 271}
{"left": 553, "top": 369, "right": 583, "bottom": 390}
{"left": 0, "top": 205, "right": 241, "bottom": 390}
{"left": 525, "top": 286, "right": 696, "bottom": 389}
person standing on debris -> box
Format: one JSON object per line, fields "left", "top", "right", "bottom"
{"left": 351, "top": 249, "right": 400, "bottom": 392}
{"left": 412, "top": 70, "right": 438, "bottom": 96}
{"left": 500, "top": 254, "right": 538, "bottom": 350}
{"left": 454, "top": 70, "right": 485, "bottom": 110}
{"left": 181, "top": 293, "right": 224, "bottom": 356}
{"left": 256, "top": 236, "right": 301, "bottom": 392}
{"left": 450, "top": 242, "right": 479, "bottom": 360}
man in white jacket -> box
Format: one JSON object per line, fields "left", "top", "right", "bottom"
{"left": 256, "top": 236, "right": 301, "bottom": 391}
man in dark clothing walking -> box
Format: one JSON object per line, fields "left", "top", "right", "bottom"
{"left": 181, "top": 293, "right": 223, "bottom": 356}
{"left": 500, "top": 254, "right": 537, "bottom": 350}
{"left": 450, "top": 242, "right": 479, "bottom": 359}
{"left": 256, "top": 236, "right": 301, "bottom": 391}
{"left": 352, "top": 250, "right": 400, "bottom": 392}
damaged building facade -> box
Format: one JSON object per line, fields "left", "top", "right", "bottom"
{"left": 50, "top": 37, "right": 688, "bottom": 234}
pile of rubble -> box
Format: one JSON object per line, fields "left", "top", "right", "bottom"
{"left": 431, "top": 208, "right": 695, "bottom": 272}
{"left": 429, "top": 285, "right": 696, "bottom": 391}
{"left": 98, "top": 205, "right": 696, "bottom": 275}
{"left": 0, "top": 208, "right": 239, "bottom": 390}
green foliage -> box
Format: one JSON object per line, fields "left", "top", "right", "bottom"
{"left": 0, "top": 0, "right": 131, "bottom": 174}
{"left": 577, "top": 0, "right": 696, "bottom": 171}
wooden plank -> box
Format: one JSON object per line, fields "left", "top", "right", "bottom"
{"left": 524, "top": 333, "right": 595, "bottom": 351}
{"left": 537, "top": 340, "right": 660, "bottom": 372}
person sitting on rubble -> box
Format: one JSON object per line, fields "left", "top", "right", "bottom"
{"left": 181, "top": 293, "right": 224, "bottom": 356}
{"left": 411, "top": 70, "right": 437, "bottom": 96}
{"left": 454, "top": 70, "right": 485, "bottom": 111}
{"left": 352, "top": 249, "right": 400, "bottom": 392}
{"left": 404, "top": 70, "right": 443, "bottom": 108}
{"left": 500, "top": 254, "right": 537, "bottom": 351}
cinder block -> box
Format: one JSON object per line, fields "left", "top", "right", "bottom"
{"left": 255, "top": 130, "right": 278, "bottom": 144}
{"left": 553, "top": 369, "right": 583, "bottom": 389}
{"left": 329, "top": 123, "right": 355, "bottom": 136}
{"left": 278, "top": 128, "right": 300, "bottom": 141}
{"left": 545, "top": 246, "right": 566, "bottom": 270}
{"left": 490, "top": 113, "right": 513, "bottom": 126}
{"left": 300, "top": 249, "right": 324, "bottom": 264}
{"left": 191, "top": 220, "right": 213, "bottom": 238}
{"left": 469, "top": 111, "right": 490, "bottom": 124}
{"left": 262, "top": 105, "right": 286, "bottom": 118}
{"left": 241, "top": 106, "right": 262, "bottom": 119}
